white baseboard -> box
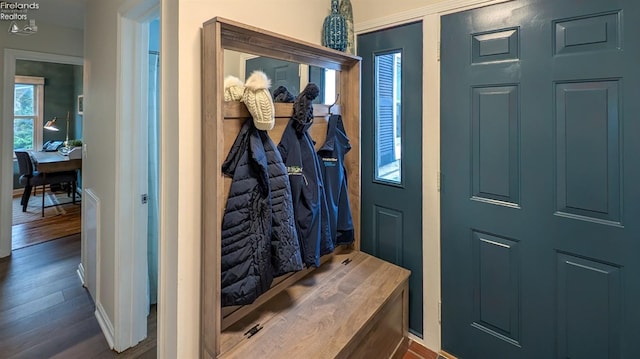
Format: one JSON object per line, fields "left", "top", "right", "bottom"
{"left": 95, "top": 301, "right": 115, "bottom": 350}
{"left": 76, "top": 263, "right": 86, "bottom": 286}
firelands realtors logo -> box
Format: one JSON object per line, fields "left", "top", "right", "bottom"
{"left": 1, "top": 1, "right": 39, "bottom": 34}
{"left": 0, "top": 1, "right": 39, "bottom": 20}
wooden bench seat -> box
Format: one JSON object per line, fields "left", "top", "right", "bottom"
{"left": 219, "top": 250, "right": 411, "bottom": 359}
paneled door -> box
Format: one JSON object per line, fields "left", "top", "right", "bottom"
{"left": 441, "top": 0, "right": 640, "bottom": 358}
{"left": 359, "top": 21, "right": 423, "bottom": 336}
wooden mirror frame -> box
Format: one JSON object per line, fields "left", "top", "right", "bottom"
{"left": 201, "top": 17, "right": 361, "bottom": 358}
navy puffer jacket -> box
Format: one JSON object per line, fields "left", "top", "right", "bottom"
{"left": 220, "top": 120, "right": 302, "bottom": 307}
{"left": 260, "top": 130, "right": 303, "bottom": 276}
{"left": 278, "top": 83, "right": 334, "bottom": 268}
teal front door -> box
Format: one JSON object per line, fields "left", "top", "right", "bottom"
{"left": 441, "top": 0, "right": 640, "bottom": 357}
{"left": 358, "top": 21, "right": 423, "bottom": 336}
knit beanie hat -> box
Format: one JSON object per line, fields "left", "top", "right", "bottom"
{"left": 224, "top": 75, "right": 245, "bottom": 102}
{"left": 292, "top": 83, "right": 320, "bottom": 134}
{"left": 242, "top": 71, "right": 275, "bottom": 131}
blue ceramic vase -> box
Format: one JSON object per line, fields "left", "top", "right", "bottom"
{"left": 322, "top": 0, "right": 347, "bottom": 52}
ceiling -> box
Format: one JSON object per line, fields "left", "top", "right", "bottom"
{"left": 29, "top": 0, "right": 88, "bottom": 30}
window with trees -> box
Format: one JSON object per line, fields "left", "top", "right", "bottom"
{"left": 14, "top": 75, "right": 44, "bottom": 152}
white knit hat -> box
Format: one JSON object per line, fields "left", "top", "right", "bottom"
{"left": 242, "top": 71, "right": 275, "bottom": 131}
{"left": 224, "top": 75, "right": 245, "bottom": 102}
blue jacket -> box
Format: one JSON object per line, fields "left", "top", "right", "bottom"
{"left": 220, "top": 120, "right": 302, "bottom": 306}
{"left": 278, "top": 119, "right": 334, "bottom": 268}
{"left": 318, "top": 115, "right": 354, "bottom": 246}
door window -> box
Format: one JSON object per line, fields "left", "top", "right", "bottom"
{"left": 374, "top": 52, "right": 402, "bottom": 184}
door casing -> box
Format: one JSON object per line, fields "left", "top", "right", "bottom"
{"left": 104, "top": 0, "right": 159, "bottom": 352}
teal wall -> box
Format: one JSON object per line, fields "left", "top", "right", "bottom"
{"left": 15, "top": 60, "right": 83, "bottom": 142}
{"left": 13, "top": 60, "right": 83, "bottom": 189}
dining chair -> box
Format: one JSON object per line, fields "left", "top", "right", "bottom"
{"left": 15, "top": 151, "right": 78, "bottom": 217}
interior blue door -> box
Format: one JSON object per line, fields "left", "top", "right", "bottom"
{"left": 358, "top": 22, "right": 423, "bottom": 336}
{"left": 441, "top": 0, "right": 640, "bottom": 358}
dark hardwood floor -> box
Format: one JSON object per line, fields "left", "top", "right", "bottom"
{"left": 2, "top": 201, "right": 157, "bottom": 358}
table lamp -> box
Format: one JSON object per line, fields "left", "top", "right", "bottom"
{"left": 43, "top": 117, "right": 59, "bottom": 132}
{"left": 43, "top": 111, "right": 71, "bottom": 153}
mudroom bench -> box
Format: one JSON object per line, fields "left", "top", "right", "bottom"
{"left": 201, "top": 17, "right": 410, "bottom": 359}
{"left": 218, "top": 251, "right": 410, "bottom": 359}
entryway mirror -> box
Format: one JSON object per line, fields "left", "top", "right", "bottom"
{"left": 224, "top": 50, "right": 338, "bottom": 106}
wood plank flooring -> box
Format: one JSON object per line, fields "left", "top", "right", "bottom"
{"left": 11, "top": 202, "right": 81, "bottom": 250}
{"left": 3, "top": 207, "right": 157, "bottom": 358}
{"left": 403, "top": 340, "right": 441, "bottom": 359}
{"left": 12, "top": 190, "right": 82, "bottom": 250}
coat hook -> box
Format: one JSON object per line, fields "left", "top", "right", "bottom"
{"left": 328, "top": 93, "right": 340, "bottom": 115}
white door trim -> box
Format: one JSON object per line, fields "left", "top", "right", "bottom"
{"left": 112, "top": 0, "right": 158, "bottom": 352}
{"left": 1, "top": 49, "right": 83, "bottom": 258}
{"left": 157, "top": 0, "right": 179, "bottom": 356}
{"left": 354, "top": 0, "right": 511, "bottom": 353}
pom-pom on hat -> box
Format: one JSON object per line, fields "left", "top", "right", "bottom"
{"left": 242, "top": 71, "right": 275, "bottom": 131}
{"left": 292, "top": 83, "right": 320, "bottom": 134}
{"left": 224, "top": 75, "right": 245, "bottom": 102}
